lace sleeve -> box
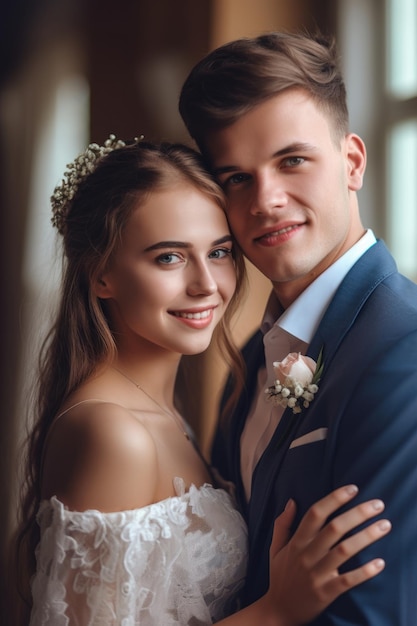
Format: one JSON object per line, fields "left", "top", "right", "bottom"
{"left": 30, "top": 484, "right": 247, "bottom": 626}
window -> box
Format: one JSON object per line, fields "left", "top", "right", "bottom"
{"left": 386, "top": 0, "right": 417, "bottom": 98}
{"left": 387, "top": 119, "right": 417, "bottom": 276}
{"left": 385, "top": 0, "right": 417, "bottom": 278}
{"left": 339, "top": 0, "right": 417, "bottom": 281}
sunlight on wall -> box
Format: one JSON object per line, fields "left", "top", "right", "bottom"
{"left": 20, "top": 74, "right": 89, "bottom": 395}
{"left": 23, "top": 74, "right": 89, "bottom": 293}
{"left": 386, "top": 0, "right": 417, "bottom": 97}
{"left": 385, "top": 0, "right": 417, "bottom": 278}
{"left": 339, "top": 0, "right": 417, "bottom": 282}
{"left": 387, "top": 119, "right": 417, "bottom": 276}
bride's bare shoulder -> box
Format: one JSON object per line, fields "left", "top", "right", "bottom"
{"left": 41, "top": 400, "right": 158, "bottom": 512}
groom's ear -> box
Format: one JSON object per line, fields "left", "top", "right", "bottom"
{"left": 345, "top": 133, "right": 367, "bottom": 191}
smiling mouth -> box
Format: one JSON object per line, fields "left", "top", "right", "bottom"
{"left": 257, "top": 224, "right": 299, "bottom": 240}
{"left": 170, "top": 309, "right": 213, "bottom": 320}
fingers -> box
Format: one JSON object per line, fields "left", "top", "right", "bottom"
{"left": 316, "top": 517, "right": 391, "bottom": 575}
{"left": 292, "top": 487, "right": 391, "bottom": 606}
{"left": 306, "top": 498, "right": 388, "bottom": 561}
{"left": 270, "top": 499, "right": 297, "bottom": 557}
{"left": 337, "top": 557, "right": 386, "bottom": 588}
{"left": 293, "top": 484, "right": 361, "bottom": 546}
{"left": 266, "top": 487, "right": 390, "bottom": 622}
{"left": 320, "top": 557, "right": 386, "bottom": 605}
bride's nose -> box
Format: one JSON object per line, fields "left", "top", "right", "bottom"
{"left": 186, "top": 261, "right": 217, "bottom": 296}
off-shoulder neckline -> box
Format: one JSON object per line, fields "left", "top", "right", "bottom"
{"left": 39, "top": 478, "right": 226, "bottom": 518}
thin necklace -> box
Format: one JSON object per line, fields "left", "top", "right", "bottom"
{"left": 112, "top": 366, "right": 190, "bottom": 441}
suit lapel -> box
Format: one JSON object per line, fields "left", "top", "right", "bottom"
{"left": 308, "top": 240, "right": 397, "bottom": 359}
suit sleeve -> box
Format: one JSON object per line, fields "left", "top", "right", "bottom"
{"left": 314, "top": 326, "right": 417, "bottom": 625}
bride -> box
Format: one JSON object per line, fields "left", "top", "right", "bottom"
{"left": 15, "top": 137, "right": 390, "bottom": 625}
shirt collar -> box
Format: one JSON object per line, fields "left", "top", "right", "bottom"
{"left": 261, "top": 229, "right": 377, "bottom": 342}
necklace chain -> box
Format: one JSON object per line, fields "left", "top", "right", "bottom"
{"left": 113, "top": 367, "right": 190, "bottom": 441}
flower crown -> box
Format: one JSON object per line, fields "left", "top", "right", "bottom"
{"left": 50, "top": 134, "right": 139, "bottom": 235}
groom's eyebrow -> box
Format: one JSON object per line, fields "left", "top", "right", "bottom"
{"left": 212, "top": 165, "right": 239, "bottom": 177}
{"left": 212, "top": 142, "right": 318, "bottom": 176}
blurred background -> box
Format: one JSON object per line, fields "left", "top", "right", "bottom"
{"left": 1, "top": 0, "right": 416, "bottom": 618}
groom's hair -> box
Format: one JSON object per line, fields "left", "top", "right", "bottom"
{"left": 179, "top": 31, "right": 349, "bottom": 153}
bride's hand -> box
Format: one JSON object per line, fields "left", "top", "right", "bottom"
{"left": 264, "top": 485, "right": 391, "bottom": 625}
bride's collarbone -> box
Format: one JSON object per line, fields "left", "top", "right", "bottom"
{"left": 43, "top": 400, "right": 211, "bottom": 509}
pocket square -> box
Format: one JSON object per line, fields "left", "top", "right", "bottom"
{"left": 289, "top": 427, "right": 328, "bottom": 449}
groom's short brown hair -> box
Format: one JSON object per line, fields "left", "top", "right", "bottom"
{"left": 179, "top": 31, "right": 349, "bottom": 153}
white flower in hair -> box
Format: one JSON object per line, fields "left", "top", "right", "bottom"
{"left": 50, "top": 134, "right": 132, "bottom": 234}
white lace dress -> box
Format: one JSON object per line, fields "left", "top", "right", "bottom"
{"left": 29, "top": 478, "right": 248, "bottom": 625}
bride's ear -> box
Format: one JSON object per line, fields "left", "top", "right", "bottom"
{"left": 93, "top": 275, "right": 113, "bottom": 299}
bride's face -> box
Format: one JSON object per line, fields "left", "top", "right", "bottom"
{"left": 97, "top": 182, "right": 237, "bottom": 356}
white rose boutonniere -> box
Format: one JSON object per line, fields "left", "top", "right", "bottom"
{"left": 265, "top": 350, "right": 324, "bottom": 414}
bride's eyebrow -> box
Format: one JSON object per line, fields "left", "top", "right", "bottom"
{"left": 144, "top": 235, "right": 233, "bottom": 253}
{"left": 144, "top": 241, "right": 189, "bottom": 252}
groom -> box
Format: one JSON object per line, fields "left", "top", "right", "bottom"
{"left": 179, "top": 32, "right": 417, "bottom": 623}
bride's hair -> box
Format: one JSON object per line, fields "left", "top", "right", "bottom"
{"left": 14, "top": 139, "right": 247, "bottom": 618}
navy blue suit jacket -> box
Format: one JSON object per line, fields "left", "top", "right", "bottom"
{"left": 212, "top": 240, "right": 417, "bottom": 624}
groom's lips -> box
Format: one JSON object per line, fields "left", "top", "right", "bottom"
{"left": 254, "top": 222, "right": 302, "bottom": 246}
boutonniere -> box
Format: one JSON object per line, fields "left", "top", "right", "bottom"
{"left": 265, "top": 349, "right": 324, "bottom": 414}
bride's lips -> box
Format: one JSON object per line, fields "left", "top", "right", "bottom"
{"left": 254, "top": 222, "right": 302, "bottom": 246}
{"left": 168, "top": 307, "right": 217, "bottom": 328}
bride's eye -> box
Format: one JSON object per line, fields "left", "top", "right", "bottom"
{"left": 209, "top": 247, "right": 233, "bottom": 260}
{"left": 156, "top": 252, "right": 183, "bottom": 265}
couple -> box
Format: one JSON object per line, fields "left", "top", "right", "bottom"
{"left": 16, "top": 31, "right": 417, "bottom": 625}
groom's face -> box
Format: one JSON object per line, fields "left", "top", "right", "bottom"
{"left": 206, "top": 88, "right": 366, "bottom": 307}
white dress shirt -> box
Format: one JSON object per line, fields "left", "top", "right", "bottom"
{"left": 240, "top": 230, "right": 377, "bottom": 501}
